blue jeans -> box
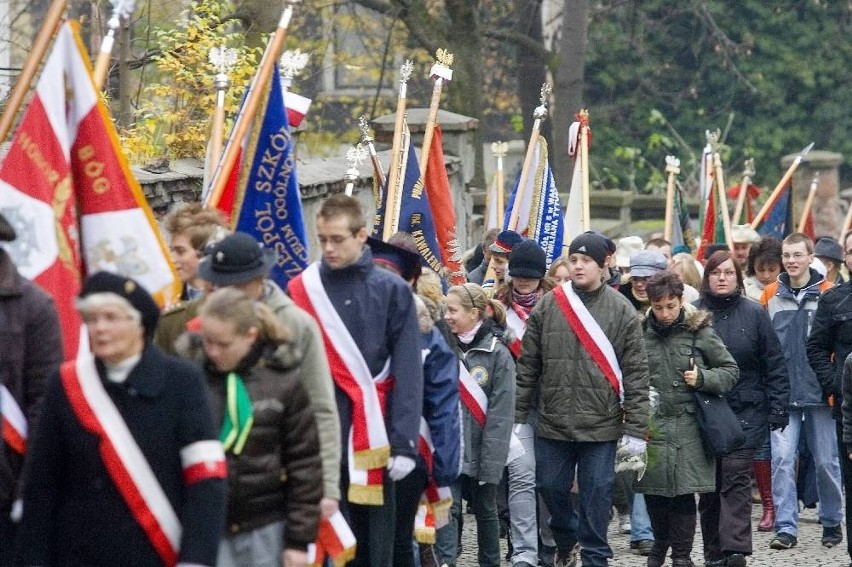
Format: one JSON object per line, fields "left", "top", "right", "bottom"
{"left": 616, "top": 468, "right": 654, "bottom": 542}
{"left": 535, "top": 437, "right": 617, "bottom": 567}
{"left": 771, "top": 407, "right": 843, "bottom": 536}
{"left": 508, "top": 426, "right": 538, "bottom": 565}
{"left": 217, "top": 521, "right": 283, "bottom": 567}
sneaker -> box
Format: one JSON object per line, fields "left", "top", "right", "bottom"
{"left": 554, "top": 544, "right": 579, "bottom": 567}
{"left": 618, "top": 513, "right": 632, "bottom": 534}
{"left": 822, "top": 524, "right": 843, "bottom": 548}
{"left": 629, "top": 539, "right": 655, "bottom": 556}
{"left": 769, "top": 532, "right": 797, "bottom": 550}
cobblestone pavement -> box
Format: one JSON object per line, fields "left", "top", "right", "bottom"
{"left": 457, "top": 503, "right": 849, "bottom": 566}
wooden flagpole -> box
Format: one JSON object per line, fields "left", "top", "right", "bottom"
{"left": 579, "top": 109, "right": 591, "bottom": 231}
{"left": 797, "top": 173, "right": 819, "bottom": 233}
{"left": 751, "top": 142, "right": 814, "bottom": 230}
{"left": 840, "top": 201, "right": 852, "bottom": 241}
{"left": 0, "top": 0, "right": 67, "bottom": 145}
{"left": 381, "top": 60, "right": 414, "bottom": 241}
{"left": 731, "top": 158, "right": 755, "bottom": 225}
{"left": 493, "top": 141, "right": 507, "bottom": 225}
{"left": 419, "top": 49, "right": 453, "bottom": 179}
{"left": 708, "top": 130, "right": 733, "bottom": 249}
{"left": 92, "top": 0, "right": 137, "bottom": 90}
{"left": 663, "top": 156, "right": 681, "bottom": 242}
{"left": 206, "top": 46, "right": 237, "bottom": 184}
{"left": 508, "top": 83, "right": 551, "bottom": 231}
{"left": 205, "top": 1, "right": 298, "bottom": 209}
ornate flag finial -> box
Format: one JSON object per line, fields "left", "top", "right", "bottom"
{"left": 345, "top": 146, "right": 368, "bottom": 181}
{"left": 435, "top": 48, "right": 454, "bottom": 67}
{"left": 665, "top": 155, "right": 681, "bottom": 175}
{"left": 491, "top": 141, "right": 508, "bottom": 158}
{"left": 109, "top": 0, "right": 137, "bottom": 28}
{"left": 399, "top": 60, "right": 414, "bottom": 84}
{"left": 279, "top": 49, "right": 310, "bottom": 81}
{"left": 533, "top": 83, "right": 552, "bottom": 120}
{"left": 358, "top": 115, "right": 373, "bottom": 143}
{"left": 209, "top": 46, "right": 238, "bottom": 75}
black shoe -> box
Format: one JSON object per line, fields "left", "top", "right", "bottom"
{"left": 540, "top": 544, "right": 556, "bottom": 567}
{"left": 822, "top": 524, "right": 843, "bottom": 548}
{"left": 630, "top": 539, "right": 655, "bottom": 556}
{"left": 704, "top": 559, "right": 725, "bottom": 567}
{"left": 725, "top": 553, "right": 746, "bottom": 567}
{"left": 769, "top": 532, "right": 797, "bottom": 550}
{"left": 513, "top": 562, "right": 536, "bottom": 567}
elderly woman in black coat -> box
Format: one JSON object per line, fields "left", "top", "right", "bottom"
{"left": 695, "top": 251, "right": 790, "bottom": 567}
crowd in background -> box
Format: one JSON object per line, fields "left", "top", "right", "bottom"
{"left": 3, "top": 198, "right": 852, "bottom": 567}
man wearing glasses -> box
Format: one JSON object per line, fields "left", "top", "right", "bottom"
{"left": 760, "top": 233, "right": 841, "bottom": 551}
{"left": 288, "top": 194, "right": 423, "bottom": 567}
{"left": 807, "top": 229, "right": 852, "bottom": 566}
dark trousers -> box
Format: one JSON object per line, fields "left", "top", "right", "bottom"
{"left": 535, "top": 437, "right": 616, "bottom": 567}
{"left": 393, "top": 465, "right": 429, "bottom": 567}
{"left": 699, "top": 447, "right": 754, "bottom": 559}
{"left": 645, "top": 494, "right": 697, "bottom": 560}
{"left": 0, "top": 514, "right": 15, "bottom": 567}
{"left": 341, "top": 469, "right": 396, "bottom": 567}
{"left": 437, "top": 476, "right": 500, "bottom": 567}
{"left": 837, "top": 421, "right": 852, "bottom": 559}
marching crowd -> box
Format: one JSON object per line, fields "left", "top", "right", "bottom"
{"left": 3, "top": 195, "right": 852, "bottom": 567}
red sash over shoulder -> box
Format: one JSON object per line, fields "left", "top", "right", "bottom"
{"left": 60, "top": 355, "right": 226, "bottom": 566}
{"left": 289, "top": 263, "right": 391, "bottom": 505}
{"left": 0, "top": 385, "right": 26, "bottom": 455}
{"left": 552, "top": 282, "right": 624, "bottom": 403}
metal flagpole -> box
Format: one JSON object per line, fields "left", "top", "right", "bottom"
{"left": 92, "top": 0, "right": 136, "bottom": 90}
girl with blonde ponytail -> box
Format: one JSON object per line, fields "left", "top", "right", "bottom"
{"left": 437, "top": 283, "right": 515, "bottom": 567}
{"left": 197, "top": 287, "right": 323, "bottom": 566}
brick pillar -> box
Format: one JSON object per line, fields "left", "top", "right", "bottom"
{"left": 781, "top": 150, "right": 843, "bottom": 238}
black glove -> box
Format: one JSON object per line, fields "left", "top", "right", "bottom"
{"left": 768, "top": 411, "right": 789, "bottom": 432}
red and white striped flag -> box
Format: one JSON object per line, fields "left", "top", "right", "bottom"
{"left": 0, "top": 22, "right": 178, "bottom": 358}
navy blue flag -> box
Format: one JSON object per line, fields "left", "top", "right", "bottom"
{"left": 372, "top": 128, "right": 445, "bottom": 278}
{"left": 231, "top": 65, "right": 310, "bottom": 288}
{"left": 757, "top": 185, "right": 793, "bottom": 240}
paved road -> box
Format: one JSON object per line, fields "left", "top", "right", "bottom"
{"left": 457, "top": 503, "right": 848, "bottom": 566}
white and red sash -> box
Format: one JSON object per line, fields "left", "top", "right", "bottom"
{"left": 60, "top": 355, "right": 182, "bottom": 566}
{"left": 553, "top": 282, "right": 624, "bottom": 404}
{"left": 289, "top": 263, "right": 391, "bottom": 504}
{"left": 505, "top": 304, "right": 528, "bottom": 358}
{"left": 0, "top": 385, "right": 26, "bottom": 455}
{"left": 414, "top": 418, "right": 453, "bottom": 543}
{"left": 307, "top": 510, "right": 357, "bottom": 567}
{"left": 458, "top": 360, "right": 487, "bottom": 428}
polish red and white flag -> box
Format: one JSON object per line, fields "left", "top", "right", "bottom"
{"left": 0, "top": 22, "right": 178, "bottom": 358}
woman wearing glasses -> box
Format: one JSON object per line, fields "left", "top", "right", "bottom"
{"left": 695, "top": 251, "right": 790, "bottom": 567}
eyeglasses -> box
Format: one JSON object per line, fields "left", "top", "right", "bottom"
{"left": 317, "top": 232, "right": 357, "bottom": 246}
{"left": 781, "top": 252, "right": 808, "bottom": 261}
{"left": 709, "top": 270, "right": 737, "bottom": 279}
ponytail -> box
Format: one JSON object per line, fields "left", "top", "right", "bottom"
{"left": 200, "top": 288, "right": 291, "bottom": 346}
{"left": 447, "top": 283, "right": 506, "bottom": 326}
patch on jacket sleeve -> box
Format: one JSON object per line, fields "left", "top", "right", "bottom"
{"left": 471, "top": 366, "right": 489, "bottom": 386}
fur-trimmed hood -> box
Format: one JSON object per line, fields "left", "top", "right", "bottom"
{"left": 641, "top": 302, "right": 713, "bottom": 333}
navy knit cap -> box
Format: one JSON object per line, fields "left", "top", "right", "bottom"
{"left": 509, "top": 240, "right": 547, "bottom": 279}
{"left": 79, "top": 271, "right": 161, "bottom": 339}
{"left": 568, "top": 232, "right": 608, "bottom": 268}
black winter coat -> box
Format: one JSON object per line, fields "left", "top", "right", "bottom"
{"left": 696, "top": 292, "right": 789, "bottom": 449}
{"left": 17, "top": 346, "right": 226, "bottom": 566}
{"left": 0, "top": 250, "right": 63, "bottom": 511}
{"left": 807, "top": 281, "right": 852, "bottom": 420}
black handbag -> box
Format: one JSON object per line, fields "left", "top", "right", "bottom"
{"left": 689, "top": 333, "right": 745, "bottom": 456}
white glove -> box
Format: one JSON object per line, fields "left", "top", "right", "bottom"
{"left": 513, "top": 423, "right": 533, "bottom": 437}
{"left": 620, "top": 435, "right": 647, "bottom": 457}
{"left": 386, "top": 455, "right": 416, "bottom": 481}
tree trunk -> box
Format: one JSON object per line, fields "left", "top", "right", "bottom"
{"left": 552, "top": 0, "right": 587, "bottom": 192}
{"left": 516, "top": 0, "right": 551, "bottom": 164}
{"left": 445, "top": 0, "right": 485, "bottom": 189}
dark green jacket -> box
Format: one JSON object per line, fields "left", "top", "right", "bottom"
{"left": 515, "top": 283, "right": 650, "bottom": 442}
{"left": 636, "top": 304, "right": 739, "bottom": 497}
